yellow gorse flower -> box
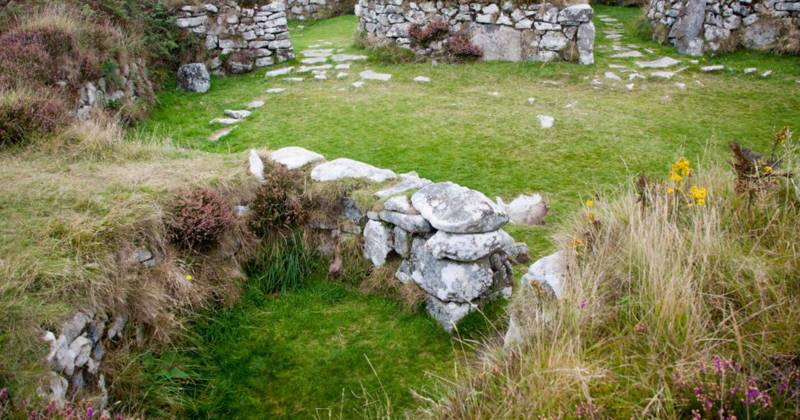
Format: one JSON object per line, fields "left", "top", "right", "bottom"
{"left": 689, "top": 185, "right": 707, "bottom": 206}
{"left": 670, "top": 157, "right": 691, "bottom": 183}
{"left": 185, "top": 274, "right": 193, "bottom": 281}
{"left": 585, "top": 199, "right": 594, "bottom": 209}
{"left": 774, "top": 126, "right": 791, "bottom": 146}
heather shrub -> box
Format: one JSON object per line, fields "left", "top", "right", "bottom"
{"left": 0, "top": 89, "right": 67, "bottom": 146}
{"left": 408, "top": 19, "right": 450, "bottom": 45}
{"left": 446, "top": 31, "right": 482, "bottom": 61}
{"left": 167, "top": 187, "right": 235, "bottom": 251}
{"left": 249, "top": 163, "right": 307, "bottom": 238}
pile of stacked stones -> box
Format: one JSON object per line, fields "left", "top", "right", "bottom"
{"left": 279, "top": 0, "right": 350, "bottom": 20}
{"left": 647, "top": 0, "right": 800, "bottom": 55}
{"left": 356, "top": 0, "right": 595, "bottom": 64}
{"left": 42, "top": 312, "right": 128, "bottom": 411}
{"left": 176, "top": 1, "right": 294, "bottom": 75}
{"left": 255, "top": 147, "right": 528, "bottom": 331}
{"left": 76, "top": 59, "right": 151, "bottom": 120}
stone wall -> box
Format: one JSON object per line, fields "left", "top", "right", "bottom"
{"left": 176, "top": 1, "right": 295, "bottom": 75}
{"left": 279, "top": 0, "right": 354, "bottom": 20}
{"left": 75, "top": 59, "right": 152, "bottom": 120}
{"left": 355, "top": 0, "right": 595, "bottom": 64}
{"left": 647, "top": 0, "right": 800, "bottom": 55}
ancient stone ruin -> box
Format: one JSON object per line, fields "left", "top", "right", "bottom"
{"left": 176, "top": 1, "right": 295, "bottom": 75}
{"left": 646, "top": 0, "right": 800, "bottom": 55}
{"left": 278, "top": 0, "right": 354, "bottom": 20}
{"left": 356, "top": 0, "right": 595, "bottom": 64}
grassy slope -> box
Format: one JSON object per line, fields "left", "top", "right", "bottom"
{"left": 140, "top": 6, "right": 800, "bottom": 257}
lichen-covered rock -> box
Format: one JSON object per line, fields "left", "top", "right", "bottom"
{"left": 364, "top": 220, "right": 393, "bottom": 266}
{"left": 425, "top": 296, "right": 473, "bottom": 332}
{"left": 425, "top": 230, "right": 514, "bottom": 262}
{"left": 270, "top": 146, "right": 325, "bottom": 170}
{"left": 521, "top": 251, "right": 567, "bottom": 298}
{"left": 498, "top": 194, "right": 548, "bottom": 225}
{"left": 311, "top": 158, "right": 397, "bottom": 182}
{"left": 374, "top": 173, "right": 432, "bottom": 198}
{"left": 177, "top": 63, "right": 210, "bottom": 93}
{"left": 411, "top": 241, "right": 494, "bottom": 303}
{"left": 411, "top": 182, "right": 508, "bottom": 233}
{"left": 379, "top": 211, "right": 433, "bottom": 233}
{"left": 383, "top": 195, "right": 414, "bottom": 213}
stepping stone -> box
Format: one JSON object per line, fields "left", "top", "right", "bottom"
{"left": 301, "top": 57, "right": 328, "bottom": 65}
{"left": 284, "top": 77, "right": 304, "bottom": 82}
{"left": 298, "top": 64, "right": 333, "bottom": 73}
{"left": 247, "top": 100, "right": 265, "bottom": 109}
{"left": 209, "top": 126, "right": 236, "bottom": 142}
{"left": 611, "top": 51, "right": 644, "bottom": 58}
{"left": 336, "top": 72, "right": 349, "bottom": 79}
{"left": 643, "top": 48, "right": 655, "bottom": 54}
{"left": 608, "top": 64, "right": 628, "bottom": 69}
{"left": 210, "top": 117, "right": 240, "bottom": 125}
{"left": 635, "top": 57, "right": 680, "bottom": 68}
{"left": 625, "top": 83, "right": 635, "bottom": 91}
{"left": 224, "top": 109, "right": 251, "bottom": 119}
{"left": 270, "top": 146, "right": 325, "bottom": 170}
{"left": 626, "top": 44, "right": 640, "bottom": 49}
{"left": 332, "top": 54, "right": 367, "bottom": 62}
{"left": 611, "top": 45, "right": 630, "bottom": 51}
{"left": 606, "top": 34, "right": 623, "bottom": 40}
{"left": 352, "top": 81, "right": 365, "bottom": 88}
{"left": 629, "top": 72, "right": 646, "bottom": 81}
{"left": 590, "top": 79, "right": 603, "bottom": 87}
{"left": 674, "top": 82, "right": 686, "bottom": 90}
{"left": 605, "top": 71, "right": 621, "bottom": 81}
{"left": 537, "top": 115, "right": 554, "bottom": 129}
{"left": 527, "top": 97, "right": 535, "bottom": 105}
{"left": 689, "top": 59, "right": 699, "bottom": 64}
{"left": 359, "top": 70, "right": 391, "bottom": 81}
{"left": 265, "top": 88, "right": 286, "bottom": 94}
{"left": 414, "top": 76, "right": 431, "bottom": 83}
{"left": 488, "top": 91, "right": 500, "bottom": 96}
{"left": 266, "top": 67, "right": 293, "bottom": 77}
{"left": 761, "top": 70, "right": 772, "bottom": 78}
{"left": 314, "top": 74, "right": 327, "bottom": 81}
{"left": 303, "top": 49, "right": 333, "bottom": 57}
{"left": 701, "top": 65, "right": 725, "bottom": 72}
{"left": 311, "top": 158, "right": 397, "bottom": 183}
{"left": 651, "top": 70, "right": 679, "bottom": 79}
{"left": 335, "top": 63, "right": 350, "bottom": 70}
{"left": 744, "top": 67, "right": 757, "bottom": 74}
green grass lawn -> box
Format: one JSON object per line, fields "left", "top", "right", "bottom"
{"left": 135, "top": 6, "right": 800, "bottom": 416}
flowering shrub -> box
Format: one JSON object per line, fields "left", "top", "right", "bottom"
{"left": 446, "top": 31, "right": 482, "bottom": 61}
{"left": 674, "top": 355, "right": 800, "bottom": 418}
{"left": 0, "top": 27, "right": 78, "bottom": 89}
{"left": 409, "top": 19, "right": 450, "bottom": 45}
{"left": 0, "top": 89, "right": 67, "bottom": 146}
{"left": 731, "top": 126, "right": 793, "bottom": 194}
{"left": 167, "top": 187, "right": 234, "bottom": 251}
{"left": 249, "top": 164, "right": 306, "bottom": 237}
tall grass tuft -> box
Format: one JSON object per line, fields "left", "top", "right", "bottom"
{"left": 245, "top": 232, "right": 323, "bottom": 294}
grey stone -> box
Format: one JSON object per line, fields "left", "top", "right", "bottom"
{"left": 379, "top": 211, "right": 433, "bottom": 233}
{"left": 742, "top": 19, "right": 780, "bottom": 50}
{"left": 411, "top": 242, "right": 494, "bottom": 303}
{"left": 393, "top": 227, "right": 412, "bottom": 258}
{"left": 177, "top": 63, "right": 210, "bottom": 93}
{"left": 224, "top": 109, "right": 251, "bottom": 120}
{"left": 540, "top": 31, "right": 568, "bottom": 51}
{"left": 670, "top": 0, "right": 705, "bottom": 55}
{"left": 497, "top": 193, "right": 548, "bottom": 225}
{"left": 359, "top": 70, "right": 392, "bottom": 81}
{"left": 70, "top": 336, "right": 92, "bottom": 368}
{"left": 577, "top": 22, "right": 595, "bottom": 65}
{"left": 332, "top": 54, "right": 368, "bottom": 62}
{"left": 364, "top": 220, "right": 393, "bottom": 266}
{"left": 425, "top": 229, "right": 514, "bottom": 262}
{"left": 635, "top": 57, "right": 680, "bottom": 68}
{"left": 311, "top": 158, "right": 397, "bottom": 182}
{"left": 411, "top": 182, "right": 508, "bottom": 233}
{"left": 266, "top": 67, "right": 294, "bottom": 77}
{"left": 49, "top": 372, "right": 68, "bottom": 408}
{"left": 558, "top": 4, "right": 593, "bottom": 25}
{"left": 521, "top": 251, "right": 567, "bottom": 298}
{"left": 106, "top": 314, "right": 127, "bottom": 339}
{"left": 470, "top": 24, "right": 522, "bottom": 61}
{"left": 62, "top": 312, "right": 91, "bottom": 343}
{"left": 425, "top": 296, "right": 472, "bottom": 332}
{"left": 383, "top": 195, "right": 414, "bottom": 213}
{"left": 375, "top": 173, "right": 432, "bottom": 198}
{"left": 395, "top": 258, "right": 414, "bottom": 283}
{"left": 270, "top": 146, "right": 325, "bottom": 169}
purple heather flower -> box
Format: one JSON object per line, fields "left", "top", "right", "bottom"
{"left": 713, "top": 356, "right": 723, "bottom": 375}
{"left": 87, "top": 404, "right": 95, "bottom": 419}
{"left": 579, "top": 298, "right": 588, "bottom": 310}
{"left": 0, "top": 387, "right": 8, "bottom": 403}
{"left": 744, "top": 386, "right": 760, "bottom": 406}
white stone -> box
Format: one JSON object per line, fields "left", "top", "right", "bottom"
{"left": 635, "top": 57, "right": 680, "bottom": 68}
{"left": 336, "top": 72, "right": 349, "bottom": 79}
{"left": 335, "top": 63, "right": 351, "bottom": 70}
{"left": 700, "top": 65, "right": 725, "bottom": 72}
{"left": 411, "top": 242, "right": 494, "bottom": 303}
{"left": 311, "top": 158, "right": 397, "bottom": 182}
{"left": 426, "top": 229, "right": 514, "bottom": 262}
{"left": 359, "top": 70, "right": 392, "bottom": 81}
{"left": 411, "top": 182, "right": 508, "bottom": 234}
{"left": 210, "top": 118, "right": 240, "bottom": 125}
{"left": 497, "top": 194, "right": 547, "bottom": 225}
{"left": 611, "top": 50, "right": 643, "bottom": 58}
{"left": 743, "top": 67, "right": 757, "bottom": 74}
{"left": 380, "top": 211, "right": 433, "bottom": 233}
{"left": 249, "top": 150, "right": 265, "bottom": 181}
{"left": 352, "top": 81, "right": 365, "bottom": 88}
{"left": 527, "top": 97, "right": 535, "bottom": 105}
{"left": 375, "top": 172, "right": 432, "bottom": 198}
{"left": 265, "top": 88, "right": 286, "bottom": 94}
{"left": 414, "top": 76, "right": 431, "bottom": 83}
{"left": 301, "top": 56, "right": 328, "bottom": 65}
{"left": 521, "top": 251, "right": 567, "bottom": 298}
{"left": 383, "top": 195, "right": 413, "bottom": 213}
{"left": 270, "top": 146, "right": 325, "bottom": 170}
{"left": 224, "top": 109, "right": 251, "bottom": 119}
{"left": 266, "top": 67, "right": 294, "bottom": 77}
{"left": 625, "top": 83, "right": 635, "bottom": 91}
{"left": 761, "top": 70, "right": 772, "bottom": 78}
{"left": 537, "top": 115, "right": 554, "bottom": 129}
{"left": 247, "top": 100, "right": 265, "bottom": 109}
{"left": 604, "top": 71, "right": 622, "bottom": 81}
{"left": 332, "top": 54, "right": 368, "bottom": 62}
{"left": 364, "top": 220, "right": 393, "bottom": 266}
{"left": 426, "top": 296, "right": 472, "bottom": 332}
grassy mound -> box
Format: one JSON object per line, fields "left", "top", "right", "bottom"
{"left": 423, "top": 129, "right": 800, "bottom": 417}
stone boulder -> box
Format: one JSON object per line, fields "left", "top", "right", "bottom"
{"left": 379, "top": 211, "right": 433, "bottom": 233}
{"left": 374, "top": 172, "right": 432, "bottom": 198}
{"left": 497, "top": 194, "right": 548, "bottom": 225}
{"left": 425, "top": 230, "right": 514, "bottom": 262}
{"left": 363, "top": 220, "right": 393, "bottom": 266}
{"left": 270, "top": 146, "right": 325, "bottom": 170}
{"left": 669, "top": 0, "right": 705, "bottom": 56}
{"left": 425, "top": 296, "right": 473, "bottom": 332}
{"left": 311, "top": 158, "right": 397, "bottom": 182}
{"left": 470, "top": 24, "right": 522, "bottom": 62}
{"left": 411, "top": 182, "right": 508, "bottom": 233}
{"left": 177, "top": 63, "right": 211, "bottom": 93}
{"left": 410, "top": 241, "right": 494, "bottom": 303}
{"left": 521, "top": 251, "right": 567, "bottom": 298}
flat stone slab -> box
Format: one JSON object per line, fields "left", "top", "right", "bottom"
{"left": 332, "top": 54, "right": 367, "bottom": 62}
{"left": 266, "top": 67, "right": 293, "bottom": 77}
{"left": 611, "top": 50, "right": 643, "bottom": 58}
{"left": 414, "top": 76, "right": 431, "bottom": 83}
{"left": 284, "top": 77, "right": 304, "bottom": 82}
{"left": 224, "top": 109, "right": 251, "bottom": 119}
{"left": 209, "top": 126, "right": 236, "bottom": 141}
{"left": 426, "top": 229, "right": 514, "bottom": 262}
{"left": 336, "top": 72, "right": 349, "bottom": 79}
{"left": 303, "top": 49, "right": 333, "bottom": 57}
{"left": 210, "top": 117, "right": 240, "bottom": 125}
{"left": 635, "top": 57, "right": 680, "bottom": 68}
{"left": 352, "top": 81, "right": 365, "bottom": 88}
{"left": 301, "top": 56, "right": 328, "bottom": 65}
{"left": 379, "top": 211, "right": 433, "bottom": 233}
{"left": 265, "top": 88, "right": 286, "bottom": 94}
{"left": 270, "top": 146, "right": 325, "bottom": 170}
{"left": 537, "top": 115, "right": 554, "bottom": 129}
{"left": 411, "top": 182, "right": 508, "bottom": 234}
{"left": 298, "top": 64, "right": 333, "bottom": 73}
{"left": 335, "top": 63, "right": 350, "bottom": 70}
{"left": 375, "top": 173, "right": 432, "bottom": 198}
{"left": 604, "top": 71, "right": 621, "bottom": 81}
{"left": 311, "top": 158, "right": 397, "bottom": 182}
{"left": 701, "top": 65, "right": 725, "bottom": 72}
{"left": 359, "top": 70, "right": 392, "bottom": 81}
{"left": 247, "top": 100, "right": 265, "bottom": 109}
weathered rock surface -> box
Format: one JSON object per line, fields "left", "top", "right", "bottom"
{"left": 521, "top": 251, "right": 567, "bottom": 298}
{"left": 383, "top": 195, "right": 414, "bottom": 213}
{"left": 411, "top": 182, "right": 508, "bottom": 234}
{"left": 635, "top": 57, "right": 680, "bottom": 68}
{"left": 411, "top": 243, "right": 494, "bottom": 303}
{"left": 270, "top": 146, "right": 325, "bottom": 169}
{"left": 379, "top": 211, "right": 433, "bottom": 233}
{"left": 311, "top": 158, "right": 397, "bottom": 182}
{"left": 425, "top": 230, "right": 514, "bottom": 262}
{"left": 177, "top": 63, "right": 210, "bottom": 93}
{"left": 364, "top": 220, "right": 393, "bottom": 266}
{"left": 375, "top": 173, "right": 432, "bottom": 198}
{"left": 425, "top": 296, "right": 472, "bottom": 332}
{"left": 498, "top": 194, "right": 548, "bottom": 225}
{"left": 359, "top": 70, "right": 392, "bottom": 81}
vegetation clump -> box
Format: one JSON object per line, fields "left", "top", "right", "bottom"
{"left": 446, "top": 31, "right": 483, "bottom": 61}
{"left": 167, "top": 187, "right": 235, "bottom": 252}
{"left": 409, "top": 19, "right": 450, "bottom": 45}
{"left": 249, "top": 162, "right": 307, "bottom": 237}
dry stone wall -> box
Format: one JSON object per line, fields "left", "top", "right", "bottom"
{"left": 356, "top": 0, "right": 595, "bottom": 64}
{"left": 647, "top": 0, "right": 800, "bottom": 55}
{"left": 278, "top": 0, "right": 353, "bottom": 20}
{"left": 176, "top": 1, "right": 295, "bottom": 75}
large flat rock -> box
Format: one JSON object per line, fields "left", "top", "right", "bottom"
{"left": 411, "top": 182, "right": 508, "bottom": 233}
{"left": 410, "top": 240, "right": 494, "bottom": 303}
{"left": 270, "top": 146, "right": 325, "bottom": 170}
{"left": 311, "top": 158, "right": 397, "bottom": 182}
{"left": 425, "top": 230, "right": 514, "bottom": 262}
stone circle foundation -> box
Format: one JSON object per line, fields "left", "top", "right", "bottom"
{"left": 646, "top": 0, "right": 800, "bottom": 55}
{"left": 176, "top": 1, "right": 295, "bottom": 75}
{"left": 355, "top": 0, "right": 595, "bottom": 64}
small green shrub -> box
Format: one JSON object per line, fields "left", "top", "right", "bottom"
{"left": 249, "top": 163, "right": 306, "bottom": 238}
{"left": 167, "top": 187, "right": 235, "bottom": 251}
